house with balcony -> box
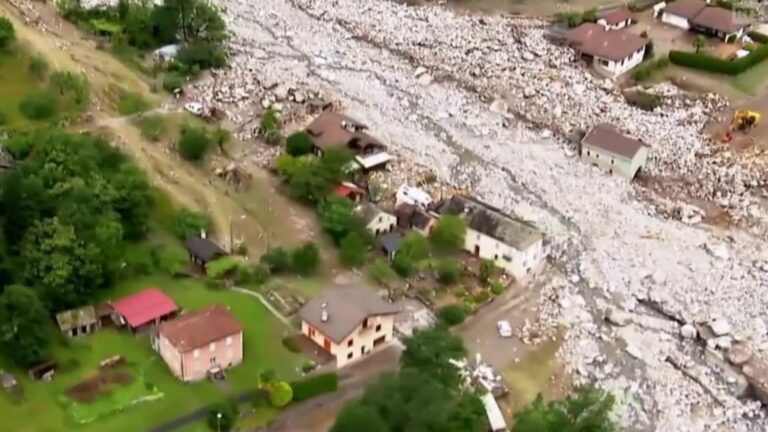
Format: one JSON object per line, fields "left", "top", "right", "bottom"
{"left": 565, "top": 22, "right": 648, "bottom": 78}
{"left": 298, "top": 286, "right": 399, "bottom": 368}
{"left": 305, "top": 112, "right": 394, "bottom": 171}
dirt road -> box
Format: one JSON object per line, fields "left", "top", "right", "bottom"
{"left": 2, "top": 0, "right": 321, "bottom": 255}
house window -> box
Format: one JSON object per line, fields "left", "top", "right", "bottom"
{"left": 226, "top": 336, "right": 233, "bottom": 346}
{"left": 362, "top": 318, "right": 369, "bottom": 329}
{"left": 308, "top": 326, "right": 316, "bottom": 338}
{"left": 209, "top": 342, "right": 216, "bottom": 352}
{"left": 376, "top": 324, "right": 382, "bottom": 332}
{"left": 193, "top": 349, "right": 200, "bottom": 359}
{"left": 348, "top": 339, "right": 354, "bottom": 347}
{"left": 611, "top": 159, "right": 614, "bottom": 165}
{"left": 347, "top": 352, "right": 353, "bottom": 360}
{"left": 587, "top": 150, "right": 591, "bottom": 156}
{"left": 599, "top": 58, "right": 610, "bottom": 67}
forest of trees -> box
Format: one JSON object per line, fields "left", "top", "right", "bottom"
{"left": 0, "top": 129, "right": 154, "bottom": 367}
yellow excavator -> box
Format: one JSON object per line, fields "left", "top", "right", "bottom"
{"left": 731, "top": 110, "right": 761, "bottom": 132}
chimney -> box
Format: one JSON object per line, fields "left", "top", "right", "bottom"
{"left": 200, "top": 229, "right": 207, "bottom": 239}
{"left": 321, "top": 302, "right": 328, "bottom": 322}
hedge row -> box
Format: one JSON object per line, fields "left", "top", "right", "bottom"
{"left": 669, "top": 43, "right": 768, "bottom": 75}
{"left": 750, "top": 31, "right": 768, "bottom": 44}
{"left": 290, "top": 372, "right": 339, "bottom": 402}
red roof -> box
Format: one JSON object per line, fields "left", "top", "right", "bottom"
{"left": 334, "top": 184, "right": 354, "bottom": 197}
{"left": 111, "top": 288, "right": 178, "bottom": 328}
{"left": 598, "top": 7, "right": 632, "bottom": 25}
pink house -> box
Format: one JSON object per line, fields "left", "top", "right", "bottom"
{"left": 153, "top": 304, "right": 243, "bottom": 382}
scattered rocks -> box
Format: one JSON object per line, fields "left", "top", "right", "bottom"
{"left": 680, "top": 324, "right": 698, "bottom": 339}
{"left": 605, "top": 308, "right": 632, "bottom": 327}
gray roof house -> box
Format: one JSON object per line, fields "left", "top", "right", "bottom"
{"left": 580, "top": 123, "right": 649, "bottom": 180}
{"left": 298, "top": 286, "right": 400, "bottom": 367}
{"left": 436, "top": 195, "right": 545, "bottom": 278}
{"left": 357, "top": 202, "right": 397, "bottom": 236}
{"left": 376, "top": 232, "right": 402, "bottom": 261}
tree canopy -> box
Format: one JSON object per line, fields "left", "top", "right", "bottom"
{"left": 0, "top": 128, "right": 153, "bottom": 314}
{"left": 513, "top": 386, "right": 618, "bottom": 432}
{"left": 430, "top": 215, "right": 467, "bottom": 252}
{"left": 0, "top": 17, "right": 15, "bottom": 51}
{"left": 0, "top": 285, "right": 53, "bottom": 367}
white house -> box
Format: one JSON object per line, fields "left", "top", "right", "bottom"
{"left": 357, "top": 202, "right": 396, "bottom": 236}
{"left": 298, "top": 286, "right": 399, "bottom": 368}
{"left": 581, "top": 123, "right": 650, "bottom": 180}
{"left": 661, "top": 0, "right": 707, "bottom": 29}
{"left": 436, "top": 196, "right": 545, "bottom": 280}
{"left": 565, "top": 23, "right": 648, "bottom": 78}
{"left": 597, "top": 7, "right": 633, "bottom": 30}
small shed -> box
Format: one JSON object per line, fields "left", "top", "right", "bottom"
{"left": 185, "top": 236, "right": 228, "bottom": 271}
{"left": 153, "top": 44, "right": 180, "bottom": 62}
{"left": 56, "top": 306, "right": 100, "bottom": 338}
{"left": 376, "top": 232, "right": 402, "bottom": 262}
{"left": 110, "top": 288, "right": 179, "bottom": 331}
{"left": 333, "top": 182, "right": 366, "bottom": 203}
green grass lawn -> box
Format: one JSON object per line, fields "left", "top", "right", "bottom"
{"left": 0, "top": 276, "right": 305, "bottom": 432}
{"left": 731, "top": 59, "right": 768, "bottom": 94}
{"left": 0, "top": 49, "right": 40, "bottom": 127}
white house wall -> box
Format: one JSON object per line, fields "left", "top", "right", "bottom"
{"left": 581, "top": 144, "right": 647, "bottom": 179}
{"left": 301, "top": 314, "right": 395, "bottom": 368}
{"left": 662, "top": 12, "right": 691, "bottom": 29}
{"left": 592, "top": 46, "right": 645, "bottom": 78}
{"left": 463, "top": 228, "right": 544, "bottom": 279}
{"left": 597, "top": 18, "right": 630, "bottom": 30}
{"left": 366, "top": 212, "right": 397, "bottom": 236}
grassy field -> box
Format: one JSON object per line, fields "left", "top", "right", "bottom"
{"left": 731, "top": 59, "right": 768, "bottom": 94}
{"left": 0, "top": 48, "right": 41, "bottom": 127}
{"left": 0, "top": 276, "right": 305, "bottom": 432}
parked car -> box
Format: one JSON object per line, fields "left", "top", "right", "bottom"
{"left": 497, "top": 320, "right": 512, "bottom": 338}
{"left": 184, "top": 102, "right": 204, "bottom": 116}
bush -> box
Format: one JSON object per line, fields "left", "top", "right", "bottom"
{"left": 369, "top": 259, "right": 397, "bottom": 286}
{"left": 260, "top": 247, "right": 292, "bottom": 273}
{"left": 632, "top": 57, "right": 669, "bottom": 82}
{"left": 479, "top": 259, "right": 494, "bottom": 283}
{"left": 400, "top": 232, "right": 431, "bottom": 261}
{"left": 438, "top": 304, "right": 467, "bottom": 326}
{"left": 301, "top": 360, "right": 317, "bottom": 374}
{"left": 177, "top": 42, "right": 227, "bottom": 71}
{"left": 473, "top": 290, "right": 491, "bottom": 303}
{"left": 749, "top": 31, "right": 768, "bottom": 44}
{"left": 624, "top": 90, "right": 661, "bottom": 112}
{"left": 286, "top": 131, "right": 314, "bottom": 156}
{"left": 19, "top": 90, "right": 57, "bottom": 120}
{"left": 178, "top": 126, "right": 212, "bottom": 161}
{"left": 138, "top": 115, "right": 166, "bottom": 141}
{"left": 559, "top": 11, "right": 583, "bottom": 28}
{"left": 249, "top": 263, "right": 271, "bottom": 285}
{"left": 0, "top": 17, "right": 15, "bottom": 51}
{"left": 392, "top": 252, "right": 414, "bottom": 277}
{"left": 174, "top": 209, "right": 213, "bottom": 240}
{"left": 290, "top": 373, "right": 339, "bottom": 402}
{"left": 339, "top": 232, "right": 367, "bottom": 267}
{"left": 430, "top": 215, "right": 466, "bottom": 252}
{"left": 28, "top": 56, "right": 49, "bottom": 80}
{"left": 437, "top": 259, "right": 461, "bottom": 285}
{"left": 206, "top": 256, "right": 240, "bottom": 279}
{"left": 582, "top": 7, "right": 598, "bottom": 22}
{"left": 490, "top": 281, "right": 505, "bottom": 295}
{"left": 292, "top": 242, "right": 320, "bottom": 276}
{"left": 207, "top": 401, "right": 237, "bottom": 432}
{"left": 282, "top": 336, "right": 301, "bottom": 353}
{"left": 162, "top": 73, "right": 185, "bottom": 93}
{"left": 267, "top": 381, "right": 293, "bottom": 407}
{"left": 48, "top": 71, "right": 89, "bottom": 108}
{"left": 117, "top": 91, "right": 150, "bottom": 115}
{"left": 669, "top": 44, "right": 768, "bottom": 75}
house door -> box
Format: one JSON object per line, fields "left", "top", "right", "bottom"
{"left": 323, "top": 338, "right": 332, "bottom": 351}
{"left": 373, "top": 335, "right": 386, "bottom": 347}
{"left": 474, "top": 245, "right": 480, "bottom": 256}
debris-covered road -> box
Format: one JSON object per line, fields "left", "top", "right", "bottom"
{"left": 209, "top": 0, "right": 767, "bottom": 430}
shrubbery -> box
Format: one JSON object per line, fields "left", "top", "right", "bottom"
{"left": 178, "top": 126, "right": 212, "bottom": 161}
{"left": 632, "top": 57, "right": 669, "bottom": 82}
{"left": 162, "top": 73, "right": 185, "bottom": 93}
{"left": 669, "top": 44, "right": 768, "bottom": 75}
{"left": 138, "top": 115, "right": 166, "bottom": 141}
{"left": 624, "top": 90, "right": 661, "bottom": 112}
{"left": 438, "top": 304, "right": 467, "bottom": 326}
{"left": 19, "top": 90, "right": 57, "bottom": 120}
{"left": 290, "top": 373, "right": 339, "bottom": 402}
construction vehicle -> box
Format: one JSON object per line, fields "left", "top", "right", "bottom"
{"left": 731, "top": 110, "right": 761, "bottom": 132}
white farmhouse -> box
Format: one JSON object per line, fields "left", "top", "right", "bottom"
{"left": 581, "top": 124, "right": 649, "bottom": 180}
{"left": 357, "top": 202, "right": 396, "bottom": 236}
{"left": 597, "top": 7, "right": 633, "bottom": 30}
{"left": 436, "top": 196, "right": 545, "bottom": 280}
{"left": 661, "top": 0, "right": 752, "bottom": 41}
{"left": 298, "top": 286, "right": 399, "bottom": 368}
{"left": 565, "top": 23, "right": 648, "bottom": 78}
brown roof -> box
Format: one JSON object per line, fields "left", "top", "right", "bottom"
{"left": 298, "top": 286, "right": 399, "bottom": 343}
{"left": 664, "top": 0, "right": 707, "bottom": 19}
{"left": 566, "top": 23, "right": 647, "bottom": 62}
{"left": 690, "top": 6, "right": 752, "bottom": 34}
{"left": 582, "top": 124, "right": 648, "bottom": 159}
{"left": 305, "top": 112, "right": 385, "bottom": 152}
{"left": 598, "top": 7, "right": 632, "bottom": 25}
{"left": 159, "top": 305, "right": 242, "bottom": 353}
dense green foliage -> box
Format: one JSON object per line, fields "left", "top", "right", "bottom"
{"left": 512, "top": 386, "right": 618, "bottom": 432}
{"left": 624, "top": 90, "right": 661, "bottom": 112}
{"left": 260, "top": 247, "right": 293, "bottom": 274}
{"left": 138, "top": 115, "right": 166, "bottom": 141}
{"left": 750, "top": 31, "right": 768, "bottom": 44}
{"left": 399, "top": 232, "right": 430, "bottom": 261}
{"left": 28, "top": 56, "right": 50, "bottom": 81}
{"left": 290, "top": 373, "right": 339, "bottom": 402}
{"left": 18, "top": 91, "right": 57, "bottom": 120}
{"left": 206, "top": 256, "right": 240, "bottom": 279}
{"left": 117, "top": 91, "right": 150, "bottom": 115}
{"left": 669, "top": 44, "right": 768, "bottom": 75}
{"left": 177, "top": 125, "right": 212, "bottom": 161}
{"left": 631, "top": 57, "right": 669, "bottom": 82}
{"left": 430, "top": 215, "right": 467, "bottom": 252}
{"left": 266, "top": 380, "right": 293, "bottom": 407}
{"left": 339, "top": 232, "right": 367, "bottom": 267}
{"left": 437, "top": 304, "right": 467, "bottom": 326}
{"left": 291, "top": 242, "right": 320, "bottom": 276}
{"left": 0, "top": 285, "right": 53, "bottom": 367}
{"left": 437, "top": 259, "right": 462, "bottom": 285}
{"left": 206, "top": 400, "right": 237, "bottom": 432}
{"left": 331, "top": 327, "right": 485, "bottom": 431}
{"left": 331, "top": 404, "right": 388, "bottom": 432}
{"left": 392, "top": 251, "right": 414, "bottom": 277}
{"left": 162, "top": 73, "right": 185, "bottom": 93}
{"left": 286, "top": 131, "right": 314, "bottom": 156}
{"left": 0, "top": 17, "right": 14, "bottom": 51}
{"left": 368, "top": 259, "right": 398, "bottom": 285}
{"left": 317, "top": 196, "right": 365, "bottom": 244}
{"left": 173, "top": 209, "right": 212, "bottom": 240}
{"left": 0, "top": 129, "right": 153, "bottom": 365}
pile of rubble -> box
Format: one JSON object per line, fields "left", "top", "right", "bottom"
{"left": 292, "top": 0, "right": 765, "bottom": 226}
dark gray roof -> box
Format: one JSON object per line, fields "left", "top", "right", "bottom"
{"left": 436, "top": 196, "right": 543, "bottom": 250}
{"left": 377, "top": 232, "right": 401, "bottom": 253}
{"left": 298, "top": 286, "right": 400, "bottom": 343}
{"left": 185, "top": 236, "right": 227, "bottom": 262}
{"left": 411, "top": 209, "right": 434, "bottom": 230}
{"left": 357, "top": 202, "right": 383, "bottom": 225}
{"left": 582, "top": 123, "right": 648, "bottom": 159}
